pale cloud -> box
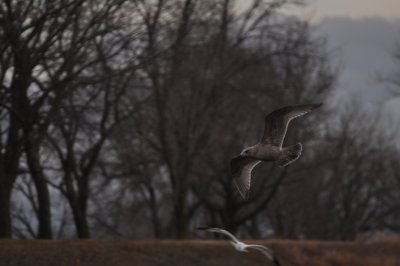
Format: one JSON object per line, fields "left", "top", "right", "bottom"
{"left": 309, "top": 0, "right": 400, "bottom": 21}
{"left": 237, "top": 1, "right": 400, "bottom": 22}
{"left": 315, "top": 16, "right": 400, "bottom": 116}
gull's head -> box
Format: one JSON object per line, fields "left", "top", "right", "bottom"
{"left": 240, "top": 147, "right": 255, "bottom": 157}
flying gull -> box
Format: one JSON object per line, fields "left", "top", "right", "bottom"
{"left": 197, "top": 227, "right": 281, "bottom": 266}
{"left": 231, "top": 104, "right": 322, "bottom": 199}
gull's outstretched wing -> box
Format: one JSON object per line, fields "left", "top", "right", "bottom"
{"left": 197, "top": 227, "right": 241, "bottom": 243}
{"left": 262, "top": 104, "right": 322, "bottom": 147}
{"left": 230, "top": 156, "right": 261, "bottom": 200}
{"left": 246, "top": 245, "right": 281, "bottom": 266}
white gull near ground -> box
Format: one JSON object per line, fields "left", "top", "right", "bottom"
{"left": 197, "top": 227, "right": 281, "bottom": 266}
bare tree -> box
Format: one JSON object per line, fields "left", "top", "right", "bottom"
{"left": 0, "top": 0, "right": 91, "bottom": 238}
{"left": 97, "top": 0, "right": 336, "bottom": 239}
{"left": 40, "top": 1, "right": 139, "bottom": 238}
{"left": 0, "top": 0, "right": 139, "bottom": 239}
{"left": 132, "top": 0, "right": 303, "bottom": 238}
{"left": 264, "top": 102, "right": 399, "bottom": 240}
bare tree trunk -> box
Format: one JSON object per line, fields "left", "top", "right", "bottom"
{"left": 76, "top": 173, "right": 90, "bottom": 239}
{"left": 71, "top": 204, "right": 90, "bottom": 239}
{"left": 144, "top": 184, "right": 162, "bottom": 237}
{"left": 25, "top": 139, "right": 52, "bottom": 239}
{"left": 62, "top": 169, "right": 91, "bottom": 239}
{"left": 0, "top": 114, "right": 24, "bottom": 238}
{"left": 0, "top": 184, "right": 12, "bottom": 238}
{"left": 174, "top": 191, "right": 187, "bottom": 239}
{"left": 61, "top": 168, "right": 91, "bottom": 239}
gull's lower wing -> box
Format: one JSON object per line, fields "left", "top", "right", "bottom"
{"left": 230, "top": 156, "right": 261, "bottom": 200}
{"left": 262, "top": 103, "right": 322, "bottom": 147}
{"left": 246, "top": 245, "right": 281, "bottom": 266}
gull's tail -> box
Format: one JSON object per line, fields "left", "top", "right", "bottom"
{"left": 273, "top": 256, "right": 282, "bottom": 266}
{"left": 277, "top": 143, "right": 302, "bottom": 167}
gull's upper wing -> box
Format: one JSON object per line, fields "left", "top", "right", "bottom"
{"left": 230, "top": 156, "right": 261, "bottom": 200}
{"left": 246, "top": 245, "right": 281, "bottom": 266}
{"left": 198, "top": 227, "right": 241, "bottom": 243}
{"left": 262, "top": 104, "right": 322, "bottom": 147}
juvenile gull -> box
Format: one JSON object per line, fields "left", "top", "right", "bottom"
{"left": 197, "top": 227, "right": 281, "bottom": 266}
{"left": 231, "top": 104, "right": 322, "bottom": 199}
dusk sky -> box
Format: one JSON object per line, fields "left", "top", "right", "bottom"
{"left": 259, "top": 0, "right": 400, "bottom": 114}
{"left": 300, "top": 0, "right": 400, "bottom": 116}
{"left": 311, "top": 0, "right": 400, "bottom": 20}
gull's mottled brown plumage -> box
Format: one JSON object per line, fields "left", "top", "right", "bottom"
{"left": 231, "top": 104, "right": 322, "bottom": 200}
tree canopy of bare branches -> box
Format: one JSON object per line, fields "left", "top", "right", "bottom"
{"left": 1, "top": 0, "right": 399, "bottom": 241}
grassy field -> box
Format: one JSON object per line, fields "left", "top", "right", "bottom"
{"left": 0, "top": 239, "right": 399, "bottom": 266}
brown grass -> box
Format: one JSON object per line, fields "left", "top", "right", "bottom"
{"left": 0, "top": 239, "right": 399, "bottom": 266}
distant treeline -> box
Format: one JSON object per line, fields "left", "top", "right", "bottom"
{"left": 0, "top": 0, "right": 399, "bottom": 240}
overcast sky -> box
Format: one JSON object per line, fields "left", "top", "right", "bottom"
{"left": 302, "top": 0, "right": 400, "bottom": 115}
{"left": 311, "top": 0, "right": 400, "bottom": 21}
{"left": 239, "top": 1, "right": 400, "bottom": 113}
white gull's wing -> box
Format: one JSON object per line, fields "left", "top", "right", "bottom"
{"left": 198, "top": 227, "right": 241, "bottom": 243}
{"left": 230, "top": 156, "right": 261, "bottom": 200}
{"left": 262, "top": 103, "right": 322, "bottom": 147}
